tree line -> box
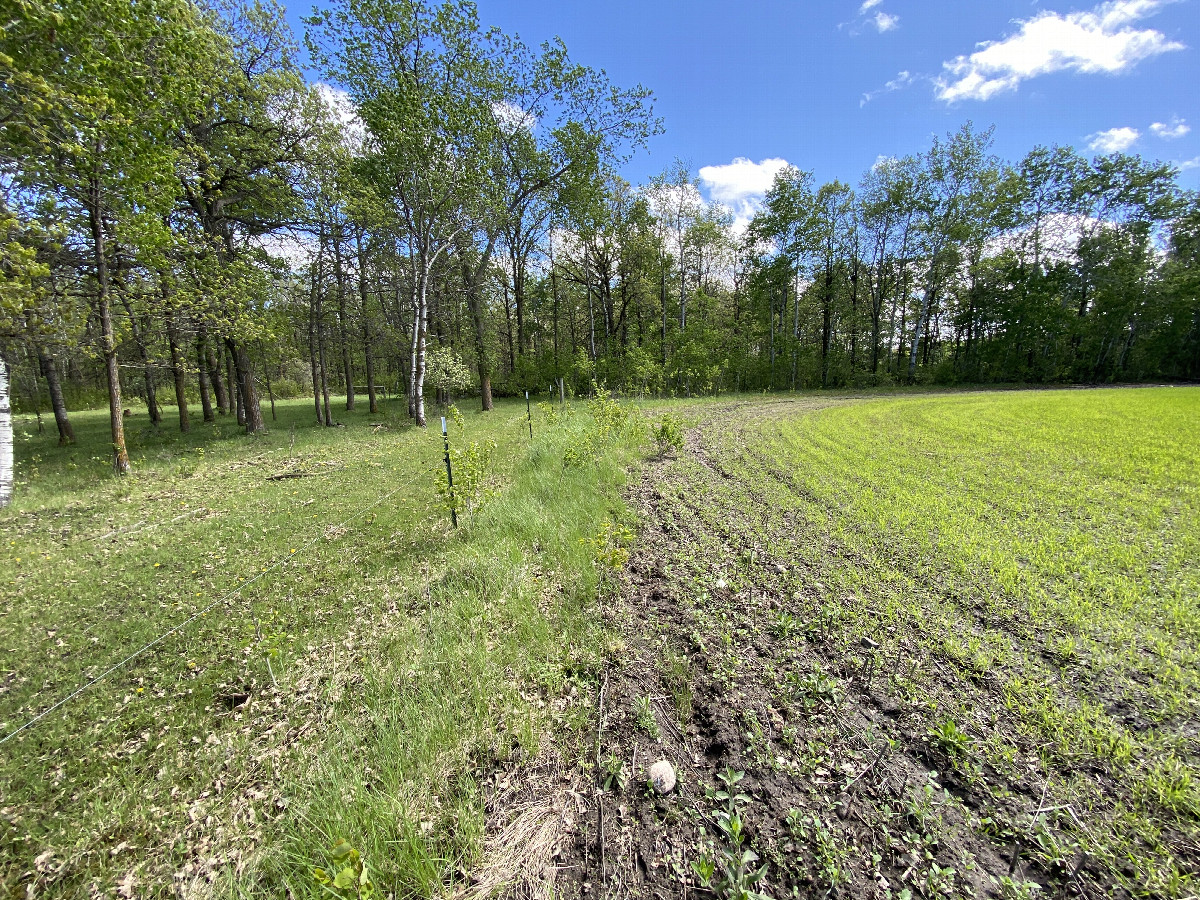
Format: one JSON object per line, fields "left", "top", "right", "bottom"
{"left": 2, "top": 0, "right": 1198, "bottom": 504}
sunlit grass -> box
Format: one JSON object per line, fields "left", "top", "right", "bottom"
{"left": 1, "top": 395, "right": 642, "bottom": 898}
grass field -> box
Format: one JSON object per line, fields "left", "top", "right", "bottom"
{"left": 2, "top": 386, "right": 1197, "bottom": 899}
{"left": 0, "top": 393, "right": 643, "bottom": 897}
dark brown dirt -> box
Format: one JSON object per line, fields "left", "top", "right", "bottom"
{"left": 481, "top": 403, "right": 1147, "bottom": 899}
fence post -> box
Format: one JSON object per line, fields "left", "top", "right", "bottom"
{"left": 525, "top": 390, "right": 533, "bottom": 440}
{"left": 441, "top": 416, "right": 458, "bottom": 529}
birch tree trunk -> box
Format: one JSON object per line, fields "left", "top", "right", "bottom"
{"left": 355, "top": 231, "right": 379, "bottom": 414}
{"left": 0, "top": 354, "right": 12, "bottom": 508}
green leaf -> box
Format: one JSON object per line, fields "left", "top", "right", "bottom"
{"left": 333, "top": 866, "right": 356, "bottom": 890}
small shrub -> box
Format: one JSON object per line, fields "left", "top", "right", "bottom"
{"left": 581, "top": 519, "right": 634, "bottom": 571}
{"left": 651, "top": 414, "right": 685, "bottom": 457}
{"left": 313, "top": 840, "right": 375, "bottom": 899}
{"left": 270, "top": 378, "right": 304, "bottom": 400}
{"left": 425, "top": 348, "right": 473, "bottom": 398}
{"left": 436, "top": 439, "right": 497, "bottom": 519}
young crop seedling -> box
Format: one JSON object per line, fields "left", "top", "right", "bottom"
{"left": 600, "top": 751, "right": 628, "bottom": 793}
{"left": 787, "top": 669, "right": 840, "bottom": 714}
{"left": 635, "top": 695, "right": 660, "bottom": 737}
{"left": 786, "top": 809, "right": 851, "bottom": 890}
{"left": 771, "top": 610, "right": 800, "bottom": 639}
{"left": 702, "top": 769, "right": 770, "bottom": 900}
{"left": 929, "top": 717, "right": 972, "bottom": 758}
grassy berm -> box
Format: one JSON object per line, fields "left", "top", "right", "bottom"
{"left": 1, "top": 394, "right": 644, "bottom": 897}
{"left": 2, "top": 387, "right": 1198, "bottom": 900}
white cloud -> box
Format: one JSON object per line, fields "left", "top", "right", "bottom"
{"left": 699, "top": 157, "right": 790, "bottom": 204}
{"left": 315, "top": 83, "right": 366, "bottom": 153}
{"left": 1178, "top": 156, "right": 1200, "bottom": 171}
{"left": 861, "top": 70, "right": 916, "bottom": 106}
{"left": 873, "top": 11, "right": 900, "bottom": 32}
{"left": 492, "top": 100, "right": 537, "bottom": 134}
{"left": 934, "top": 0, "right": 1185, "bottom": 102}
{"left": 1088, "top": 126, "right": 1141, "bottom": 152}
{"left": 843, "top": 1, "right": 898, "bottom": 36}
{"left": 257, "top": 230, "right": 318, "bottom": 271}
{"left": 698, "top": 157, "right": 791, "bottom": 235}
{"left": 1150, "top": 116, "right": 1190, "bottom": 139}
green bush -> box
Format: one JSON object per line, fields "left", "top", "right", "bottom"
{"left": 651, "top": 414, "right": 685, "bottom": 457}
{"left": 270, "top": 378, "right": 304, "bottom": 399}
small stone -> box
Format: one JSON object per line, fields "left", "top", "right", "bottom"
{"left": 648, "top": 760, "right": 676, "bottom": 795}
{"left": 772, "top": 563, "right": 787, "bottom": 574}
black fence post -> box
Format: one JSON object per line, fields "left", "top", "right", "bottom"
{"left": 442, "top": 416, "right": 458, "bottom": 529}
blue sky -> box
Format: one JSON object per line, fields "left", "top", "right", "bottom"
{"left": 284, "top": 0, "right": 1199, "bottom": 216}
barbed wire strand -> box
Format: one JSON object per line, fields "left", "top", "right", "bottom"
{"left": 0, "top": 461, "right": 440, "bottom": 747}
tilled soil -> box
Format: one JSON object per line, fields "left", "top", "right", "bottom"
{"left": 471, "top": 401, "right": 1167, "bottom": 899}
{"left": 553, "top": 419, "right": 1018, "bottom": 899}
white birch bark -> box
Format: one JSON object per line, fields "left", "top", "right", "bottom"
{"left": 0, "top": 355, "right": 13, "bottom": 509}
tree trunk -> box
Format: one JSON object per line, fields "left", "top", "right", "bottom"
{"left": 456, "top": 235, "right": 495, "bottom": 411}
{"left": 408, "top": 259, "right": 430, "bottom": 427}
{"left": 908, "top": 285, "right": 936, "bottom": 381}
{"left": 88, "top": 176, "right": 130, "bottom": 475}
{"left": 199, "top": 325, "right": 227, "bottom": 416}
{"left": 309, "top": 298, "right": 323, "bottom": 425}
{"left": 123, "top": 306, "right": 161, "bottom": 427}
{"left": 333, "top": 235, "right": 355, "bottom": 411}
{"left": 166, "top": 316, "right": 190, "bottom": 433}
{"left": 317, "top": 307, "right": 332, "bottom": 426}
{"left": 821, "top": 264, "right": 833, "bottom": 389}
{"left": 227, "top": 338, "right": 265, "bottom": 433}
{"left": 514, "top": 256, "right": 527, "bottom": 356}
{"left": 37, "top": 347, "right": 75, "bottom": 444}
{"left": 197, "top": 333, "right": 214, "bottom": 422}
{"left": 0, "top": 354, "right": 13, "bottom": 507}
{"left": 355, "top": 231, "right": 378, "bottom": 414}
{"left": 223, "top": 342, "right": 243, "bottom": 425}
{"left": 503, "top": 280, "right": 516, "bottom": 372}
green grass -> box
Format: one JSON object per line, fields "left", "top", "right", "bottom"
{"left": 1, "top": 394, "right": 643, "bottom": 897}
{"left": 5, "top": 385, "right": 1198, "bottom": 897}
{"left": 684, "top": 386, "right": 1200, "bottom": 895}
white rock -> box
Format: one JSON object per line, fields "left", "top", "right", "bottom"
{"left": 648, "top": 759, "right": 676, "bottom": 795}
